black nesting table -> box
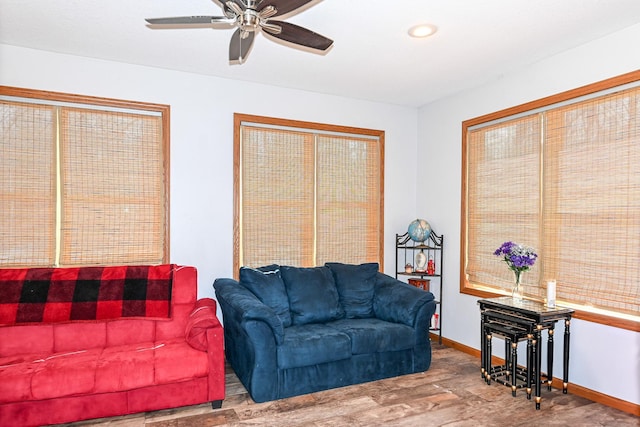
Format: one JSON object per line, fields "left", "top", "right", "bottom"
{"left": 478, "top": 297, "right": 574, "bottom": 409}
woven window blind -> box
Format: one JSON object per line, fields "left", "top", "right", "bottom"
{"left": 464, "top": 82, "right": 639, "bottom": 318}
{"left": 0, "top": 87, "right": 168, "bottom": 267}
{"left": 0, "top": 100, "right": 56, "bottom": 266}
{"left": 237, "top": 117, "right": 383, "bottom": 270}
{"left": 466, "top": 114, "right": 542, "bottom": 294}
{"left": 59, "top": 108, "right": 165, "bottom": 266}
{"left": 543, "top": 87, "right": 639, "bottom": 314}
{"left": 316, "top": 135, "right": 381, "bottom": 265}
{"left": 241, "top": 126, "right": 315, "bottom": 267}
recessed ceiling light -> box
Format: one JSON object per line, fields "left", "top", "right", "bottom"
{"left": 408, "top": 24, "right": 437, "bottom": 38}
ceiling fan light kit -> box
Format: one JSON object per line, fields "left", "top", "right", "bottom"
{"left": 145, "top": 0, "right": 333, "bottom": 64}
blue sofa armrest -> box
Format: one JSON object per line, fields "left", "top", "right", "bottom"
{"left": 373, "top": 273, "right": 436, "bottom": 329}
{"left": 213, "top": 278, "right": 284, "bottom": 344}
{"left": 213, "top": 278, "right": 282, "bottom": 402}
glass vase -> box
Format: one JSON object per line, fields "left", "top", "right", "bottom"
{"left": 512, "top": 271, "right": 523, "bottom": 301}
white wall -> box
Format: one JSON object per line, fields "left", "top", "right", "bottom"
{"left": 0, "top": 43, "right": 418, "bottom": 299}
{"left": 418, "top": 24, "right": 640, "bottom": 406}
{"left": 2, "top": 22, "right": 638, "bottom": 407}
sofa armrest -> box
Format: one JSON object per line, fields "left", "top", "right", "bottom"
{"left": 213, "top": 278, "right": 284, "bottom": 344}
{"left": 213, "top": 278, "right": 281, "bottom": 402}
{"left": 183, "top": 298, "right": 226, "bottom": 401}
{"left": 185, "top": 298, "right": 222, "bottom": 351}
{"left": 373, "top": 273, "right": 436, "bottom": 328}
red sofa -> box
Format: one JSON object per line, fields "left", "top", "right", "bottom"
{"left": 0, "top": 264, "right": 225, "bottom": 427}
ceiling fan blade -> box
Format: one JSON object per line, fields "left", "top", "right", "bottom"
{"left": 145, "top": 16, "right": 234, "bottom": 25}
{"left": 263, "top": 20, "right": 333, "bottom": 51}
{"left": 229, "top": 28, "right": 256, "bottom": 63}
{"left": 258, "top": 0, "right": 315, "bottom": 17}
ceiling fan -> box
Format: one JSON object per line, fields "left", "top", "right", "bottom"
{"left": 145, "top": 0, "right": 333, "bottom": 64}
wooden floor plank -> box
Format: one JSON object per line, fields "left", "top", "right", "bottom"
{"left": 57, "top": 344, "right": 639, "bottom": 427}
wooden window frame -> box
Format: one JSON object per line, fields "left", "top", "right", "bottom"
{"left": 233, "top": 113, "right": 385, "bottom": 277}
{"left": 460, "top": 71, "right": 640, "bottom": 332}
{"left": 0, "top": 86, "right": 170, "bottom": 266}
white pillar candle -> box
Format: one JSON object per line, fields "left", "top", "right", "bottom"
{"left": 547, "top": 280, "right": 556, "bottom": 308}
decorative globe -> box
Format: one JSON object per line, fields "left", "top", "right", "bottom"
{"left": 407, "top": 219, "right": 431, "bottom": 243}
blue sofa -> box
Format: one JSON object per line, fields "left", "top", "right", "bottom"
{"left": 213, "top": 262, "right": 436, "bottom": 403}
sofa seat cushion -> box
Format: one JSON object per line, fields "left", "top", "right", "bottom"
{"left": 277, "top": 324, "right": 351, "bottom": 369}
{"left": 0, "top": 353, "right": 47, "bottom": 403}
{"left": 153, "top": 340, "right": 209, "bottom": 384}
{"left": 326, "top": 318, "right": 415, "bottom": 355}
{"left": 280, "top": 266, "right": 344, "bottom": 325}
{"left": 30, "top": 348, "right": 102, "bottom": 400}
{"left": 93, "top": 343, "right": 157, "bottom": 393}
{"left": 0, "top": 340, "right": 209, "bottom": 404}
{"left": 325, "top": 263, "right": 379, "bottom": 318}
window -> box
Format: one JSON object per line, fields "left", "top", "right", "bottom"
{"left": 462, "top": 71, "right": 640, "bottom": 331}
{"left": 234, "top": 113, "right": 384, "bottom": 274}
{"left": 0, "top": 86, "right": 170, "bottom": 267}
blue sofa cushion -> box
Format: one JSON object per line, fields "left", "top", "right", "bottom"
{"left": 239, "top": 265, "right": 292, "bottom": 327}
{"left": 325, "top": 262, "right": 379, "bottom": 318}
{"left": 326, "top": 318, "right": 415, "bottom": 355}
{"left": 277, "top": 324, "right": 352, "bottom": 369}
{"left": 280, "top": 266, "right": 344, "bottom": 325}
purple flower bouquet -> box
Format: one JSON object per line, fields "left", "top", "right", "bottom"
{"left": 494, "top": 241, "right": 537, "bottom": 300}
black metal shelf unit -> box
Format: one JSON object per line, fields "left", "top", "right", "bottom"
{"left": 395, "top": 230, "right": 443, "bottom": 344}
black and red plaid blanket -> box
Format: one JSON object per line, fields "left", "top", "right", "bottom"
{"left": 0, "top": 265, "right": 173, "bottom": 326}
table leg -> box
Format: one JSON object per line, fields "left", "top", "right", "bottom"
{"left": 486, "top": 332, "right": 493, "bottom": 385}
{"left": 505, "top": 337, "right": 511, "bottom": 383}
{"left": 535, "top": 325, "right": 542, "bottom": 409}
{"left": 526, "top": 333, "right": 533, "bottom": 400}
{"left": 480, "top": 314, "right": 486, "bottom": 380}
{"left": 547, "top": 326, "right": 555, "bottom": 391}
{"left": 511, "top": 341, "right": 518, "bottom": 397}
{"left": 563, "top": 318, "right": 571, "bottom": 394}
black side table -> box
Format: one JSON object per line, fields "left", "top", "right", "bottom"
{"left": 478, "top": 297, "right": 574, "bottom": 409}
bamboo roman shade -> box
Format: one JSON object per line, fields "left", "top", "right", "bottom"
{"left": 466, "top": 114, "right": 542, "bottom": 294}
{"left": 1, "top": 101, "right": 57, "bottom": 266}
{"left": 241, "top": 126, "right": 315, "bottom": 267}
{"left": 237, "top": 116, "right": 383, "bottom": 270}
{"left": 59, "top": 108, "right": 166, "bottom": 266}
{"left": 315, "top": 135, "right": 382, "bottom": 265}
{"left": 0, "top": 88, "right": 168, "bottom": 267}
{"left": 464, "top": 82, "right": 639, "bottom": 318}
{"left": 542, "top": 87, "right": 639, "bottom": 314}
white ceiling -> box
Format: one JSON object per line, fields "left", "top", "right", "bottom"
{"left": 1, "top": 0, "right": 640, "bottom": 107}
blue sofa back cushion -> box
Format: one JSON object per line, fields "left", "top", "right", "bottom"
{"left": 239, "top": 265, "right": 292, "bottom": 327}
{"left": 325, "top": 262, "right": 379, "bottom": 318}
{"left": 280, "top": 266, "right": 345, "bottom": 325}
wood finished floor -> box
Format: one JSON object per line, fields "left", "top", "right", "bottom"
{"left": 56, "top": 344, "right": 639, "bottom": 427}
